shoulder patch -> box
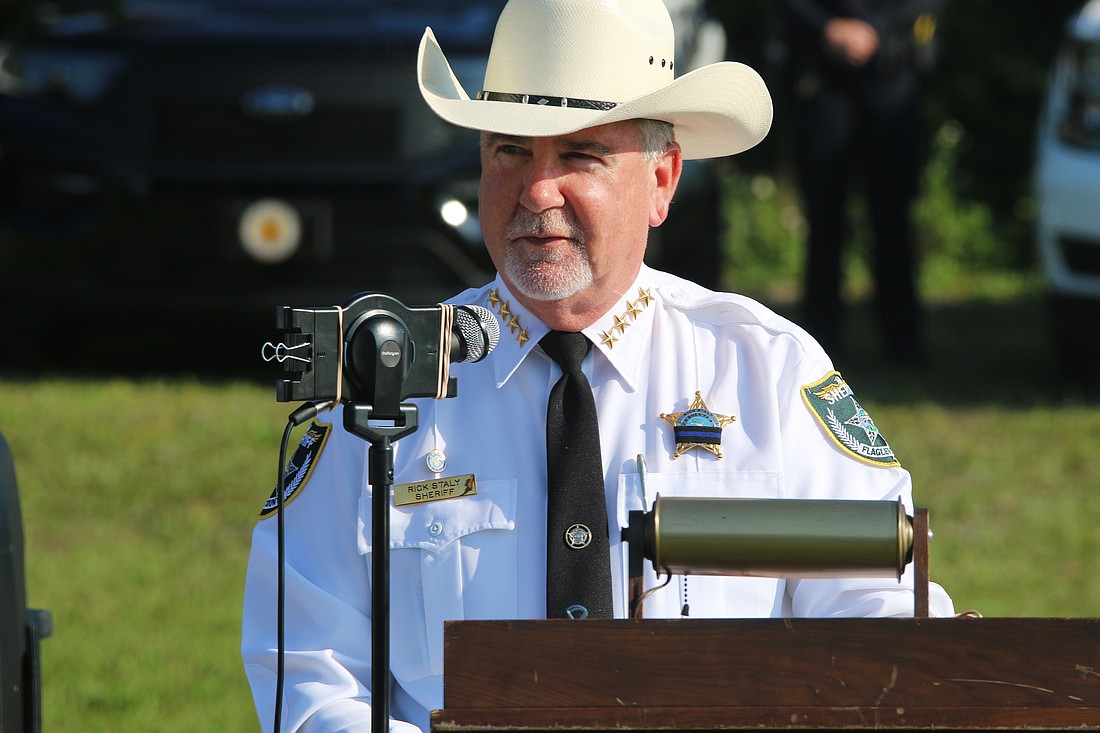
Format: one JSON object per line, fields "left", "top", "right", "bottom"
{"left": 801, "top": 371, "right": 899, "bottom": 467}
{"left": 260, "top": 421, "right": 331, "bottom": 518}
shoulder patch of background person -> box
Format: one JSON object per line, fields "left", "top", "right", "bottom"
{"left": 260, "top": 422, "right": 332, "bottom": 518}
{"left": 801, "top": 371, "right": 900, "bottom": 468}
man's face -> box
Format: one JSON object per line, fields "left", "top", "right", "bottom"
{"left": 478, "top": 121, "right": 680, "bottom": 312}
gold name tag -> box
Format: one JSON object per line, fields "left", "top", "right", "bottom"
{"left": 393, "top": 474, "right": 477, "bottom": 507}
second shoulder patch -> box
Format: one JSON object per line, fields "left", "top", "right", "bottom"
{"left": 260, "top": 421, "right": 331, "bottom": 518}
{"left": 801, "top": 371, "right": 899, "bottom": 468}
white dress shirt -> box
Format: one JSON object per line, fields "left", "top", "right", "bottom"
{"left": 242, "top": 266, "right": 954, "bottom": 733}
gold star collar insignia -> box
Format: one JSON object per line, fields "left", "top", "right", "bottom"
{"left": 660, "top": 391, "right": 736, "bottom": 459}
{"left": 486, "top": 288, "right": 530, "bottom": 348}
{"left": 486, "top": 285, "right": 653, "bottom": 350}
{"left": 598, "top": 287, "right": 656, "bottom": 350}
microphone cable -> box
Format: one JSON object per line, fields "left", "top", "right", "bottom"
{"left": 273, "top": 401, "right": 331, "bottom": 733}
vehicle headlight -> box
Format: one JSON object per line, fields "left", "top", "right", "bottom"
{"left": 440, "top": 199, "right": 469, "bottom": 228}
{"left": 3, "top": 48, "right": 125, "bottom": 104}
{"left": 1058, "top": 39, "right": 1100, "bottom": 149}
{"left": 437, "top": 178, "right": 483, "bottom": 247}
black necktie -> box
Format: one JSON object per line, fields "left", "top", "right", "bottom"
{"left": 541, "top": 331, "right": 614, "bottom": 619}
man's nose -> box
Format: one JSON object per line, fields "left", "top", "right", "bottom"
{"left": 519, "top": 161, "right": 566, "bottom": 213}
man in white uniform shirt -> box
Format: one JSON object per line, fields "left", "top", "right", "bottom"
{"left": 241, "top": 1, "right": 955, "bottom": 731}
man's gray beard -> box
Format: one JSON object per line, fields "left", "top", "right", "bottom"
{"left": 502, "top": 212, "right": 592, "bottom": 302}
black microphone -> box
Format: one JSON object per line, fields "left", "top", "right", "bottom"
{"left": 452, "top": 305, "right": 501, "bottom": 363}
{"left": 270, "top": 293, "right": 501, "bottom": 410}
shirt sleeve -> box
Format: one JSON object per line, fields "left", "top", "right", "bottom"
{"left": 776, "top": 346, "right": 956, "bottom": 618}
{"left": 241, "top": 413, "right": 426, "bottom": 733}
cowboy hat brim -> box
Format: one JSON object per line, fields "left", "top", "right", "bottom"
{"left": 417, "top": 28, "right": 772, "bottom": 161}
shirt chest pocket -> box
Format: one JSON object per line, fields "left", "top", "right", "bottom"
{"left": 358, "top": 478, "right": 518, "bottom": 682}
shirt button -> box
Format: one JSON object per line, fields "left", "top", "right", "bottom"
{"left": 427, "top": 521, "right": 443, "bottom": 537}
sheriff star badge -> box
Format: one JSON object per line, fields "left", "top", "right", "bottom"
{"left": 660, "top": 391, "right": 736, "bottom": 459}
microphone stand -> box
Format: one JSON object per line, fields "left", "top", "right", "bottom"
{"left": 344, "top": 402, "right": 420, "bottom": 733}
{"left": 270, "top": 298, "right": 490, "bottom": 733}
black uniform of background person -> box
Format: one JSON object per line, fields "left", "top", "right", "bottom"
{"left": 777, "top": 0, "right": 938, "bottom": 363}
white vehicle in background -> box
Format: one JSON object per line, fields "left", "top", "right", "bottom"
{"left": 1035, "top": 0, "right": 1100, "bottom": 385}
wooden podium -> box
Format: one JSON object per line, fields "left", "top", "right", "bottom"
{"left": 432, "top": 618, "right": 1100, "bottom": 731}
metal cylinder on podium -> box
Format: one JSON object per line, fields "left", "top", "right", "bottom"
{"left": 642, "top": 497, "right": 913, "bottom": 580}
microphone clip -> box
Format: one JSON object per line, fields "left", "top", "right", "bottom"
{"left": 269, "top": 293, "right": 456, "bottom": 419}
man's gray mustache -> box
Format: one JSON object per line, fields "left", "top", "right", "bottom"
{"left": 505, "top": 211, "right": 585, "bottom": 243}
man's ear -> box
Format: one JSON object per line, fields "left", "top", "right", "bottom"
{"left": 649, "top": 143, "right": 683, "bottom": 227}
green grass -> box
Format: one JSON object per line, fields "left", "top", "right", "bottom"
{"left": 5, "top": 379, "right": 289, "bottom": 733}
{"left": 3, "top": 279, "right": 1100, "bottom": 732}
{"left": 756, "top": 283, "right": 1100, "bottom": 618}
{"left": 874, "top": 402, "right": 1100, "bottom": 617}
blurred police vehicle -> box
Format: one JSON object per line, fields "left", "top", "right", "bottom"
{"left": 0, "top": 0, "right": 502, "bottom": 344}
{"left": 0, "top": 0, "right": 728, "bottom": 364}
{"left": 1035, "top": 0, "right": 1100, "bottom": 385}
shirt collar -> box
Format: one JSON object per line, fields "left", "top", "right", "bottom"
{"left": 470, "top": 268, "right": 659, "bottom": 391}
{"left": 474, "top": 277, "right": 551, "bottom": 388}
{"left": 581, "top": 265, "right": 658, "bottom": 393}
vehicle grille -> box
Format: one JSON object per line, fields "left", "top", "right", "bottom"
{"left": 158, "top": 104, "right": 400, "bottom": 163}
{"left": 147, "top": 54, "right": 465, "bottom": 167}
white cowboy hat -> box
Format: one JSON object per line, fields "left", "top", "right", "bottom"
{"left": 417, "top": 0, "right": 772, "bottom": 160}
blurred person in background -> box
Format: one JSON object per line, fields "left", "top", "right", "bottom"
{"left": 777, "top": 1, "right": 939, "bottom": 363}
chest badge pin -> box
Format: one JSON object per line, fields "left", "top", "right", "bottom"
{"left": 660, "top": 391, "right": 736, "bottom": 459}
{"left": 426, "top": 449, "right": 447, "bottom": 474}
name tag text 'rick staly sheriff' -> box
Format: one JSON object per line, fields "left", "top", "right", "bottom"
{"left": 393, "top": 474, "right": 477, "bottom": 507}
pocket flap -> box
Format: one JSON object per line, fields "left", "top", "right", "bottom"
{"left": 359, "top": 478, "right": 517, "bottom": 554}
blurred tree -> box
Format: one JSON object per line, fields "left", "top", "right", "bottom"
{"left": 928, "top": 0, "right": 1081, "bottom": 265}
